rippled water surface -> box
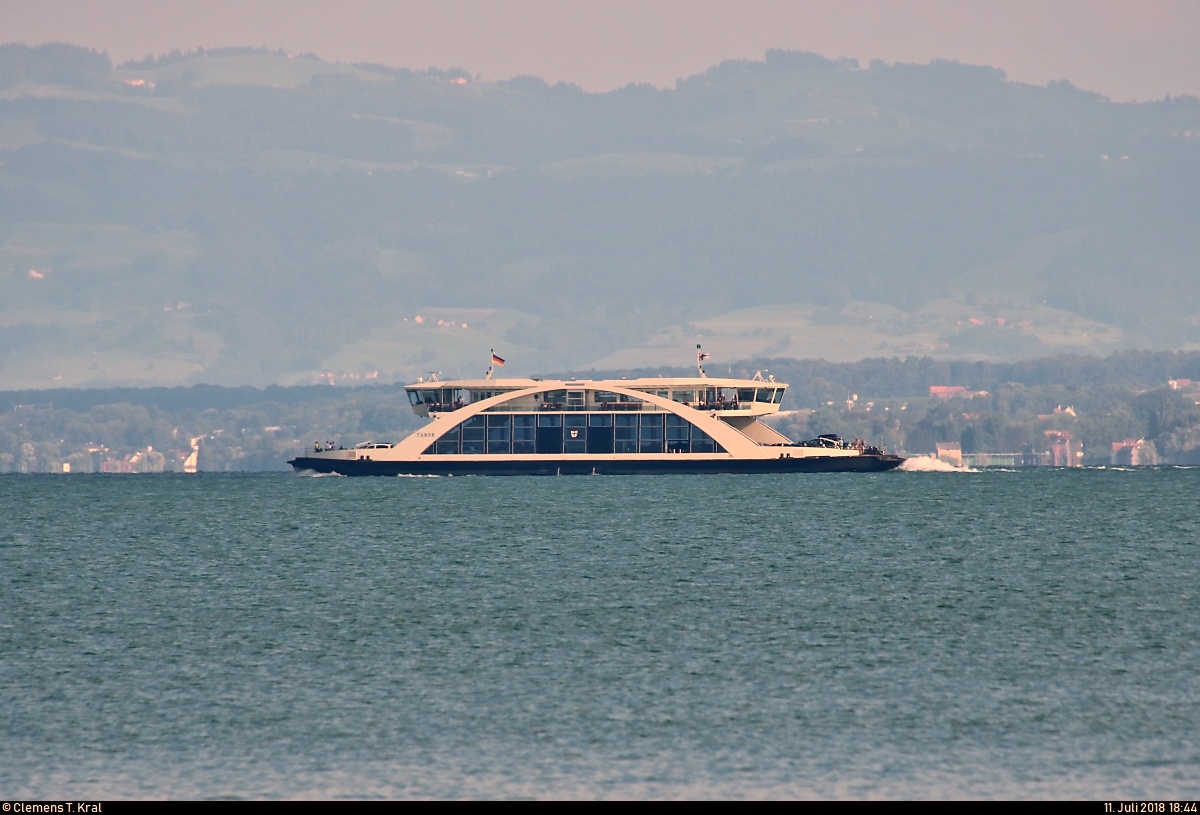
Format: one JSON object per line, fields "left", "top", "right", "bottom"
{"left": 2, "top": 469, "right": 1198, "bottom": 799}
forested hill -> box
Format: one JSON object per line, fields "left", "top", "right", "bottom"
{"left": 2, "top": 43, "right": 1199, "bottom": 390}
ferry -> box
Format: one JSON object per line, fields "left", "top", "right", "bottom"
{"left": 288, "top": 356, "right": 903, "bottom": 476}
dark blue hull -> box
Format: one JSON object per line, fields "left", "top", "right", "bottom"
{"left": 287, "top": 455, "right": 905, "bottom": 476}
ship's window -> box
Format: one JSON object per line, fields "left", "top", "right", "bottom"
{"left": 614, "top": 415, "right": 637, "bottom": 452}
{"left": 593, "top": 391, "right": 618, "bottom": 403}
{"left": 435, "top": 440, "right": 460, "bottom": 455}
{"left": 514, "top": 415, "right": 536, "bottom": 428}
{"left": 704, "top": 388, "right": 717, "bottom": 404}
{"left": 773, "top": 388, "right": 786, "bottom": 404}
{"left": 639, "top": 415, "right": 664, "bottom": 451}
{"left": 737, "top": 388, "right": 755, "bottom": 404}
{"left": 666, "top": 423, "right": 690, "bottom": 441}
{"left": 654, "top": 390, "right": 668, "bottom": 398}
{"left": 543, "top": 390, "right": 566, "bottom": 405}
{"left": 407, "top": 390, "right": 421, "bottom": 405}
{"left": 666, "top": 414, "right": 690, "bottom": 428}
{"left": 513, "top": 439, "right": 535, "bottom": 454}
{"left": 435, "top": 424, "right": 461, "bottom": 449}
{"left": 536, "top": 422, "right": 563, "bottom": 454}
{"left": 564, "top": 426, "right": 586, "bottom": 453}
{"left": 421, "top": 390, "right": 439, "bottom": 404}
{"left": 487, "top": 414, "right": 512, "bottom": 431}
{"left": 671, "top": 391, "right": 694, "bottom": 403}
{"left": 461, "top": 440, "right": 484, "bottom": 455}
{"left": 461, "top": 417, "right": 485, "bottom": 443}
{"left": 756, "top": 388, "right": 776, "bottom": 403}
{"left": 538, "top": 414, "right": 562, "bottom": 427}
{"left": 617, "top": 392, "right": 640, "bottom": 403}
{"left": 586, "top": 424, "right": 614, "bottom": 453}
{"left": 692, "top": 429, "right": 719, "bottom": 453}
{"left": 488, "top": 426, "right": 511, "bottom": 442}
{"left": 564, "top": 414, "right": 586, "bottom": 428}
{"left": 588, "top": 413, "right": 612, "bottom": 427}
{"left": 567, "top": 391, "right": 585, "bottom": 409}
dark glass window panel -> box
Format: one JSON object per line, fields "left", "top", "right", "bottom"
{"left": 422, "top": 444, "right": 434, "bottom": 454}
{"left": 435, "top": 440, "right": 460, "bottom": 455}
{"left": 564, "top": 438, "right": 586, "bottom": 453}
{"left": 615, "top": 415, "right": 638, "bottom": 427}
{"left": 488, "top": 427, "right": 510, "bottom": 442}
{"left": 536, "top": 426, "right": 563, "bottom": 454}
{"left": 461, "top": 440, "right": 485, "bottom": 454}
{"left": 586, "top": 427, "right": 614, "bottom": 453}
{"left": 773, "top": 388, "right": 786, "bottom": 404}
{"left": 513, "top": 427, "right": 536, "bottom": 442}
{"left": 639, "top": 415, "right": 663, "bottom": 441}
{"left": 615, "top": 440, "right": 638, "bottom": 453}
{"left": 756, "top": 388, "right": 775, "bottom": 403}
{"left": 512, "top": 440, "right": 536, "bottom": 454}
{"left": 666, "top": 424, "right": 690, "bottom": 441}
{"left": 408, "top": 391, "right": 421, "bottom": 405}
{"left": 737, "top": 388, "right": 755, "bottom": 403}
{"left": 538, "top": 414, "right": 562, "bottom": 427}
{"left": 564, "top": 414, "right": 586, "bottom": 427}
{"left": 614, "top": 427, "right": 637, "bottom": 441}
{"left": 666, "top": 414, "right": 690, "bottom": 428}
{"left": 462, "top": 428, "right": 485, "bottom": 442}
{"left": 588, "top": 413, "right": 612, "bottom": 427}
{"left": 667, "top": 440, "right": 690, "bottom": 453}
{"left": 639, "top": 440, "right": 663, "bottom": 453}
{"left": 692, "top": 429, "right": 716, "bottom": 453}
{"left": 488, "top": 414, "right": 512, "bottom": 430}
{"left": 464, "top": 416, "right": 486, "bottom": 430}
{"left": 488, "top": 441, "right": 511, "bottom": 454}
{"left": 514, "top": 415, "right": 536, "bottom": 428}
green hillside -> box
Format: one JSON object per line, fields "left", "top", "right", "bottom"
{"left": 1, "top": 44, "right": 1198, "bottom": 388}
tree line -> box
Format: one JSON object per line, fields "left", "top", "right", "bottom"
{"left": 3, "top": 351, "right": 1200, "bottom": 471}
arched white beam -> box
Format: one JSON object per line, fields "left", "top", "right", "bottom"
{"left": 393, "top": 381, "right": 773, "bottom": 459}
{"left": 391, "top": 384, "right": 548, "bottom": 457}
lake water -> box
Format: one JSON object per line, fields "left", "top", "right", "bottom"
{"left": 2, "top": 468, "right": 1198, "bottom": 799}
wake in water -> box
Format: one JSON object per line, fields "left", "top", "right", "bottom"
{"left": 899, "top": 455, "right": 976, "bottom": 473}
{"left": 295, "top": 470, "right": 346, "bottom": 477}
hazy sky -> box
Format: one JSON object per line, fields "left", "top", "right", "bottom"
{"left": 3, "top": 0, "right": 1199, "bottom": 101}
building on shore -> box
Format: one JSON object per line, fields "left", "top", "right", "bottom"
{"left": 934, "top": 442, "right": 963, "bottom": 467}
{"left": 1111, "top": 438, "right": 1158, "bottom": 466}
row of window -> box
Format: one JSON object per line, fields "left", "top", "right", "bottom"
{"left": 423, "top": 412, "right": 725, "bottom": 455}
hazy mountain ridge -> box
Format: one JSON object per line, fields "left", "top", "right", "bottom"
{"left": 1, "top": 43, "right": 1199, "bottom": 388}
